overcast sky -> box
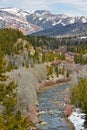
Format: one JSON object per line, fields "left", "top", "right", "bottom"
{"left": 0, "top": 0, "right": 87, "bottom": 16}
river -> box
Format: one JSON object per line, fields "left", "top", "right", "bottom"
{"left": 38, "top": 84, "right": 74, "bottom": 130}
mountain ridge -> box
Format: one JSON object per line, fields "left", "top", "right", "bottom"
{"left": 0, "top": 7, "right": 87, "bottom": 36}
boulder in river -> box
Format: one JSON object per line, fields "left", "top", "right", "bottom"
{"left": 40, "top": 121, "right": 48, "bottom": 125}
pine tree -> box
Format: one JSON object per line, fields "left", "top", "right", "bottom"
{"left": 55, "top": 66, "right": 59, "bottom": 77}
{"left": 0, "top": 51, "right": 6, "bottom": 81}
{"left": 47, "top": 65, "right": 53, "bottom": 79}
{"left": 0, "top": 52, "right": 29, "bottom": 130}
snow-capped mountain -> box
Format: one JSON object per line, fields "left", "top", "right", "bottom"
{"left": 0, "top": 8, "right": 41, "bottom": 35}
{"left": 26, "top": 10, "right": 87, "bottom": 29}
{"left": 0, "top": 7, "right": 87, "bottom": 36}
{"left": 1, "top": 8, "right": 29, "bottom": 18}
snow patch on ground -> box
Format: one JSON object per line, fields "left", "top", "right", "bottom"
{"left": 68, "top": 109, "right": 85, "bottom": 130}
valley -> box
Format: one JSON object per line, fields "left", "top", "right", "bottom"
{"left": 0, "top": 0, "right": 87, "bottom": 128}
{"left": 0, "top": 27, "right": 87, "bottom": 130}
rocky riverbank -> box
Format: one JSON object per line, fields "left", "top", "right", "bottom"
{"left": 38, "top": 77, "right": 71, "bottom": 92}
{"left": 38, "top": 83, "right": 75, "bottom": 130}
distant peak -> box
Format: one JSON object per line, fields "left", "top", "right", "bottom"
{"left": 24, "top": 10, "right": 35, "bottom": 14}
{"left": 34, "top": 10, "right": 50, "bottom": 14}
{"left": 1, "top": 7, "right": 22, "bottom": 12}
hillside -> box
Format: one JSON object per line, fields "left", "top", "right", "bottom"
{"left": 0, "top": 8, "right": 87, "bottom": 36}
{"left": 34, "top": 22, "right": 87, "bottom": 37}
{"left": 0, "top": 29, "right": 48, "bottom": 129}
{"left": 0, "top": 8, "right": 41, "bottom": 35}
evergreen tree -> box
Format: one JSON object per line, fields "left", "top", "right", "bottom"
{"left": 55, "top": 66, "right": 59, "bottom": 77}
{"left": 47, "top": 65, "right": 53, "bottom": 79}
{"left": 71, "top": 78, "right": 87, "bottom": 128}
{"left": 0, "top": 52, "right": 29, "bottom": 130}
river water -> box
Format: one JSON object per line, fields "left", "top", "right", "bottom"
{"left": 38, "top": 84, "right": 73, "bottom": 130}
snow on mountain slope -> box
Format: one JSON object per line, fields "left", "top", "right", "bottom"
{"left": 26, "top": 10, "right": 87, "bottom": 29}
{"left": 0, "top": 8, "right": 42, "bottom": 35}
{"left": 0, "top": 7, "right": 87, "bottom": 36}
{"left": 1, "top": 8, "right": 29, "bottom": 19}
{"left": 24, "top": 10, "right": 35, "bottom": 14}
